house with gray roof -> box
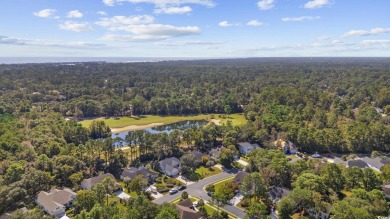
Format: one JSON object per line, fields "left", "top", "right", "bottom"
{"left": 81, "top": 173, "right": 120, "bottom": 190}
{"left": 361, "top": 157, "right": 386, "bottom": 172}
{"left": 268, "top": 186, "right": 290, "bottom": 204}
{"left": 36, "top": 188, "right": 76, "bottom": 217}
{"left": 191, "top": 150, "right": 207, "bottom": 160}
{"left": 210, "top": 146, "right": 226, "bottom": 159}
{"left": 232, "top": 171, "right": 249, "bottom": 185}
{"left": 238, "top": 142, "right": 259, "bottom": 155}
{"left": 120, "top": 167, "right": 158, "bottom": 183}
{"left": 159, "top": 157, "right": 180, "bottom": 176}
{"left": 347, "top": 160, "right": 368, "bottom": 169}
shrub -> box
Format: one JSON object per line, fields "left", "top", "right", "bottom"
{"left": 205, "top": 184, "right": 215, "bottom": 192}
{"left": 155, "top": 177, "right": 162, "bottom": 183}
{"left": 158, "top": 188, "right": 169, "bottom": 193}
{"left": 240, "top": 199, "right": 249, "bottom": 208}
{"left": 166, "top": 184, "right": 175, "bottom": 188}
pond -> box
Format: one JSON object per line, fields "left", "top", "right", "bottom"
{"left": 111, "top": 120, "right": 208, "bottom": 146}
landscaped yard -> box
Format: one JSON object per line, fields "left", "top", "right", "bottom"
{"left": 195, "top": 166, "right": 223, "bottom": 179}
{"left": 211, "top": 177, "right": 234, "bottom": 192}
{"left": 154, "top": 175, "right": 184, "bottom": 194}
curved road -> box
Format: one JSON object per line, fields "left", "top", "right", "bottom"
{"left": 153, "top": 172, "right": 246, "bottom": 218}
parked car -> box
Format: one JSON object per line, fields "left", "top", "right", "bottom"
{"left": 207, "top": 191, "right": 213, "bottom": 196}
{"left": 193, "top": 201, "right": 198, "bottom": 207}
{"left": 177, "top": 185, "right": 186, "bottom": 191}
{"left": 312, "top": 153, "right": 322, "bottom": 158}
{"left": 169, "top": 188, "right": 178, "bottom": 195}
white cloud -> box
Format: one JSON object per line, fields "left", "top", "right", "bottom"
{"left": 360, "top": 40, "right": 390, "bottom": 46}
{"left": 247, "top": 20, "right": 263, "bottom": 26}
{"left": 304, "top": 0, "right": 330, "bottom": 9}
{"left": 67, "top": 10, "right": 83, "bottom": 18}
{"left": 154, "top": 6, "right": 192, "bottom": 14}
{"left": 0, "top": 35, "right": 106, "bottom": 49}
{"left": 103, "top": 0, "right": 115, "bottom": 6}
{"left": 103, "top": 0, "right": 215, "bottom": 7}
{"left": 342, "top": 28, "right": 390, "bottom": 38}
{"left": 257, "top": 0, "right": 275, "bottom": 10}
{"left": 157, "top": 40, "right": 223, "bottom": 46}
{"left": 97, "top": 11, "right": 108, "bottom": 16}
{"left": 102, "top": 24, "right": 200, "bottom": 41}
{"left": 282, "top": 16, "right": 320, "bottom": 22}
{"left": 218, "top": 21, "right": 239, "bottom": 27}
{"left": 33, "top": 9, "right": 56, "bottom": 18}
{"left": 59, "top": 21, "right": 93, "bottom": 32}
{"left": 96, "top": 15, "right": 154, "bottom": 27}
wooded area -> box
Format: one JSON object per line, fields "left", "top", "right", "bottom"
{"left": 0, "top": 58, "right": 390, "bottom": 218}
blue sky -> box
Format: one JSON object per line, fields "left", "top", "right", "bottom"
{"left": 1, "top": 0, "right": 390, "bottom": 57}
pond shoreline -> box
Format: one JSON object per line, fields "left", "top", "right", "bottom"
{"left": 111, "top": 123, "right": 165, "bottom": 134}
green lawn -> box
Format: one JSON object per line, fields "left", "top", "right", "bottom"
{"left": 79, "top": 114, "right": 247, "bottom": 129}
{"left": 107, "top": 196, "right": 127, "bottom": 212}
{"left": 195, "top": 166, "right": 223, "bottom": 179}
{"left": 218, "top": 114, "right": 247, "bottom": 126}
{"left": 213, "top": 177, "right": 234, "bottom": 192}
{"left": 80, "top": 115, "right": 211, "bottom": 128}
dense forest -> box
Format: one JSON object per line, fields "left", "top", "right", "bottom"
{"left": 1, "top": 58, "right": 390, "bottom": 153}
{"left": 0, "top": 58, "right": 390, "bottom": 218}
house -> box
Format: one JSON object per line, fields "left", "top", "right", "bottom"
{"left": 81, "top": 173, "right": 120, "bottom": 190}
{"left": 210, "top": 146, "right": 226, "bottom": 159}
{"left": 383, "top": 183, "right": 390, "bottom": 199}
{"left": 275, "top": 139, "right": 298, "bottom": 154}
{"left": 347, "top": 160, "right": 368, "bottom": 169}
{"left": 268, "top": 186, "right": 290, "bottom": 204}
{"left": 176, "top": 200, "right": 203, "bottom": 219}
{"left": 159, "top": 157, "right": 180, "bottom": 176}
{"left": 361, "top": 157, "right": 386, "bottom": 172}
{"left": 120, "top": 167, "right": 158, "bottom": 183}
{"left": 36, "top": 188, "right": 76, "bottom": 217}
{"left": 307, "top": 204, "right": 331, "bottom": 219}
{"left": 232, "top": 171, "right": 249, "bottom": 185}
{"left": 238, "top": 142, "right": 259, "bottom": 155}
{"left": 192, "top": 150, "right": 207, "bottom": 160}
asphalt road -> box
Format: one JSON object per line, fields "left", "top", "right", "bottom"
{"left": 153, "top": 171, "right": 247, "bottom": 218}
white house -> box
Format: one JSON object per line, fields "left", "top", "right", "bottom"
{"left": 238, "top": 142, "right": 258, "bottom": 155}
{"left": 159, "top": 157, "right": 180, "bottom": 176}
{"left": 36, "top": 188, "right": 76, "bottom": 217}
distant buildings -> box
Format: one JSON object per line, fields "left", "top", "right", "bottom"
{"left": 35, "top": 188, "right": 76, "bottom": 217}
{"left": 159, "top": 157, "right": 180, "bottom": 176}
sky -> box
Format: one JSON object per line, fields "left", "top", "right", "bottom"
{"left": 1, "top": 0, "right": 390, "bottom": 57}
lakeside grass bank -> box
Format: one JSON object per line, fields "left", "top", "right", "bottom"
{"left": 79, "top": 114, "right": 247, "bottom": 132}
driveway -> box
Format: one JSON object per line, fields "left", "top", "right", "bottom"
{"left": 153, "top": 171, "right": 246, "bottom": 218}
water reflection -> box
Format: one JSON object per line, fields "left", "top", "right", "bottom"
{"left": 112, "top": 120, "right": 208, "bottom": 146}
